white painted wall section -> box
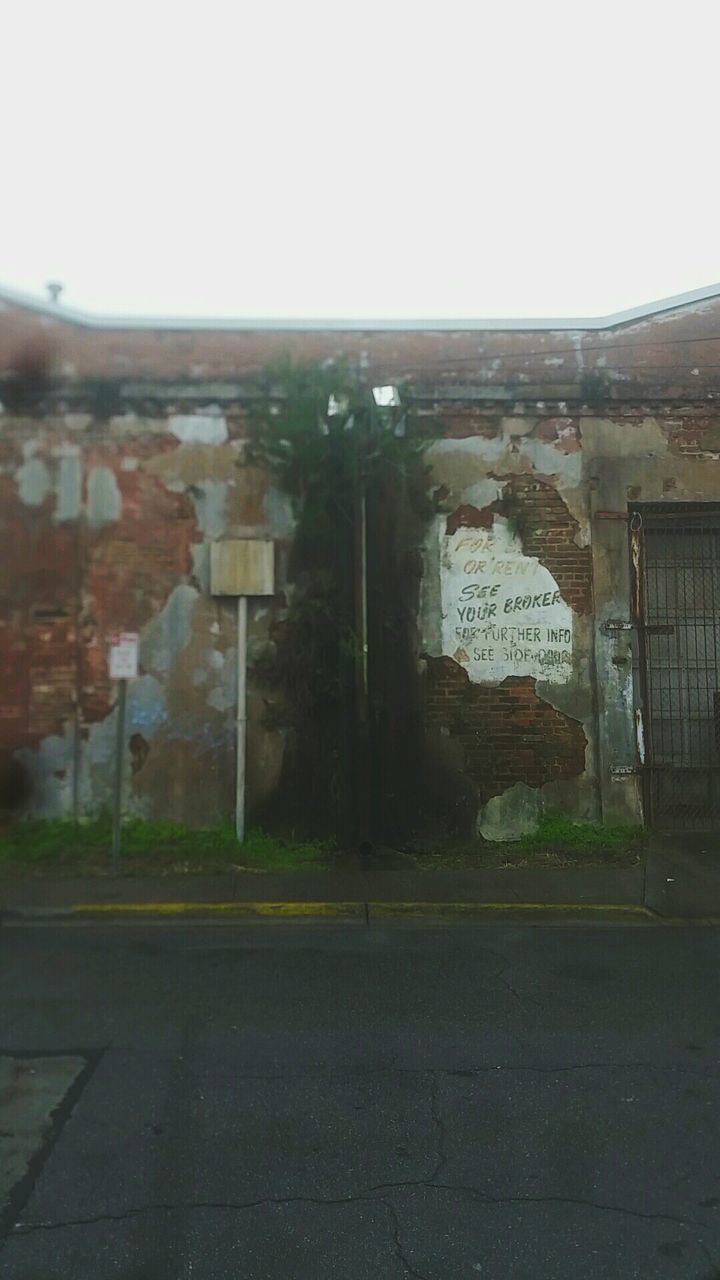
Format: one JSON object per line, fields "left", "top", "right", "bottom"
{"left": 440, "top": 517, "right": 573, "bottom": 684}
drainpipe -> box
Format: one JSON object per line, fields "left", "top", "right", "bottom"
{"left": 72, "top": 501, "right": 83, "bottom": 820}
{"left": 587, "top": 478, "right": 605, "bottom": 824}
{"left": 352, "top": 438, "right": 371, "bottom": 845}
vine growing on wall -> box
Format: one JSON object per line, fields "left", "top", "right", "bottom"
{"left": 249, "top": 358, "right": 429, "bottom": 838}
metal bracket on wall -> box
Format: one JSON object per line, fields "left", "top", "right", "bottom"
{"left": 603, "top": 618, "right": 674, "bottom": 637}
{"left": 603, "top": 619, "right": 634, "bottom": 633}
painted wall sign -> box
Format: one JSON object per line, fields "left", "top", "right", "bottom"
{"left": 108, "top": 632, "right": 139, "bottom": 680}
{"left": 440, "top": 518, "right": 573, "bottom": 684}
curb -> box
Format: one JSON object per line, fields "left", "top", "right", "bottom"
{"left": 368, "top": 901, "right": 654, "bottom": 919}
{"left": 2, "top": 899, "right": 702, "bottom": 923}
{"left": 74, "top": 900, "right": 366, "bottom": 918}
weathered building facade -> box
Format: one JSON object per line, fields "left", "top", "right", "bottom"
{"left": 2, "top": 283, "right": 720, "bottom": 839}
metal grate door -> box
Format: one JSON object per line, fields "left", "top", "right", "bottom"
{"left": 633, "top": 504, "right": 720, "bottom": 831}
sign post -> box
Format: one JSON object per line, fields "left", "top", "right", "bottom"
{"left": 108, "top": 632, "right": 139, "bottom": 874}
{"left": 235, "top": 596, "right": 248, "bottom": 842}
{"left": 209, "top": 540, "right": 274, "bottom": 843}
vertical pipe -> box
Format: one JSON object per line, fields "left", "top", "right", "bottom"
{"left": 354, "top": 489, "right": 369, "bottom": 729}
{"left": 236, "top": 595, "right": 248, "bottom": 842}
{"left": 72, "top": 513, "right": 82, "bottom": 821}
{"left": 353, "top": 455, "right": 371, "bottom": 845}
{"left": 72, "top": 464, "right": 85, "bottom": 821}
{"left": 111, "top": 678, "right": 127, "bottom": 875}
{"left": 587, "top": 479, "right": 605, "bottom": 824}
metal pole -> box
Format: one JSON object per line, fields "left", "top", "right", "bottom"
{"left": 354, "top": 487, "right": 369, "bottom": 729}
{"left": 235, "top": 595, "right": 248, "bottom": 842}
{"left": 587, "top": 480, "right": 606, "bottom": 825}
{"left": 352, "top": 410, "right": 371, "bottom": 845}
{"left": 72, "top": 507, "right": 83, "bottom": 821}
{"left": 111, "top": 678, "right": 127, "bottom": 874}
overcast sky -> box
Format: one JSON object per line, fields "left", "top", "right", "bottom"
{"left": 4, "top": 0, "right": 717, "bottom": 320}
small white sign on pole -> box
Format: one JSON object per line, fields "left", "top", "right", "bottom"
{"left": 109, "top": 632, "right": 139, "bottom": 680}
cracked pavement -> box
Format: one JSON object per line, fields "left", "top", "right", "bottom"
{"left": 1, "top": 918, "right": 720, "bottom": 1277}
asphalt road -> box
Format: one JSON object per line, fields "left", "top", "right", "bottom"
{"left": 2, "top": 918, "right": 720, "bottom": 1279}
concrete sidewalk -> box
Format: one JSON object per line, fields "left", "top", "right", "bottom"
{"left": 2, "top": 843, "right": 719, "bottom": 921}
{"left": 0, "top": 864, "right": 647, "bottom": 919}
{"left": 644, "top": 835, "right": 720, "bottom": 917}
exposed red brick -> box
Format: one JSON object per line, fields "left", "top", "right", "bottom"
{"left": 498, "top": 474, "right": 592, "bottom": 614}
{"left": 445, "top": 503, "right": 495, "bottom": 536}
{"left": 0, "top": 454, "right": 198, "bottom": 756}
{"left": 424, "top": 658, "right": 586, "bottom": 804}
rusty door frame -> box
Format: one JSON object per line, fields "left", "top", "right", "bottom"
{"left": 629, "top": 501, "right": 720, "bottom": 831}
{"left": 628, "top": 507, "right": 651, "bottom": 826}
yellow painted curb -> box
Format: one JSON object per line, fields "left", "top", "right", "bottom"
{"left": 71, "top": 901, "right": 365, "bottom": 918}
{"left": 368, "top": 901, "right": 656, "bottom": 918}
{"left": 68, "top": 899, "right": 657, "bottom": 920}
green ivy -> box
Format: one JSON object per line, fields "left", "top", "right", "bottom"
{"left": 248, "top": 358, "right": 428, "bottom": 834}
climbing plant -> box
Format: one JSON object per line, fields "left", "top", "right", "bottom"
{"left": 249, "top": 357, "right": 429, "bottom": 838}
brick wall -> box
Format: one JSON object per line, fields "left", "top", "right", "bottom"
{"left": 4, "top": 286, "right": 720, "bottom": 833}
{"left": 7, "top": 289, "right": 720, "bottom": 401}
{"left": 501, "top": 475, "right": 592, "bottom": 614}
{"left": 424, "top": 658, "right": 586, "bottom": 809}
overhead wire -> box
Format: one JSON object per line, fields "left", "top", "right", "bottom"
{"left": 366, "top": 327, "right": 720, "bottom": 378}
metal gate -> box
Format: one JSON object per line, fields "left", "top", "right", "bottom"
{"left": 632, "top": 503, "right": 720, "bottom": 831}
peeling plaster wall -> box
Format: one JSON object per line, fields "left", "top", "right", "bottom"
{"left": 418, "top": 406, "right": 720, "bottom": 838}
{"left": 0, "top": 408, "right": 290, "bottom": 827}
{"left": 4, "top": 295, "right": 720, "bottom": 837}
{"left": 3, "top": 398, "right": 716, "bottom": 838}
{"left": 583, "top": 414, "right": 720, "bottom": 825}
{"left": 418, "top": 418, "right": 595, "bottom": 840}
{"left": 439, "top": 518, "right": 574, "bottom": 685}
{"left": 7, "top": 289, "right": 720, "bottom": 402}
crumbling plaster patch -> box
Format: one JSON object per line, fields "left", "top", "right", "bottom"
{"left": 581, "top": 416, "right": 668, "bottom": 463}
{"left": 476, "top": 769, "right": 600, "bottom": 842}
{"left": 16, "top": 456, "right": 51, "bottom": 507}
{"left": 143, "top": 441, "right": 278, "bottom": 539}
{"left": 169, "top": 414, "right": 229, "bottom": 445}
{"left": 190, "top": 542, "right": 210, "bottom": 592}
{"left": 420, "top": 446, "right": 598, "bottom": 829}
{"left": 15, "top": 730, "right": 74, "bottom": 818}
{"left": 140, "top": 584, "right": 199, "bottom": 675}
{"left": 55, "top": 453, "right": 83, "bottom": 522}
{"left": 143, "top": 441, "right": 243, "bottom": 486}
{"left": 263, "top": 484, "right": 295, "bottom": 539}
{"left": 190, "top": 479, "right": 228, "bottom": 539}
{"left": 3, "top": 413, "right": 283, "bottom": 825}
{"left": 428, "top": 430, "right": 588, "bottom": 544}
{"left": 81, "top": 675, "right": 165, "bottom": 816}
{"left": 87, "top": 466, "right": 122, "bottom": 527}
{"left": 76, "top": 586, "right": 240, "bottom": 818}
{"left": 478, "top": 781, "right": 542, "bottom": 841}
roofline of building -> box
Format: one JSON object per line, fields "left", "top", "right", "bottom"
{"left": 2, "top": 280, "right": 720, "bottom": 334}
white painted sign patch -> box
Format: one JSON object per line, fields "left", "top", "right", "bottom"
{"left": 109, "top": 632, "right": 139, "bottom": 680}
{"left": 440, "top": 517, "right": 573, "bottom": 684}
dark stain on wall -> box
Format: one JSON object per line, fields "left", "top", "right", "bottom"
{"left": 129, "top": 733, "right": 150, "bottom": 774}
{"left": 0, "top": 753, "right": 32, "bottom": 817}
{"left": 367, "top": 458, "right": 431, "bottom": 843}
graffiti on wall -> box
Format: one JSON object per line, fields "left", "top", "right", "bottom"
{"left": 440, "top": 517, "right": 573, "bottom": 684}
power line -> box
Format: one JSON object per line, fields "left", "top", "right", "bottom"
{"left": 368, "top": 328, "right": 720, "bottom": 377}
